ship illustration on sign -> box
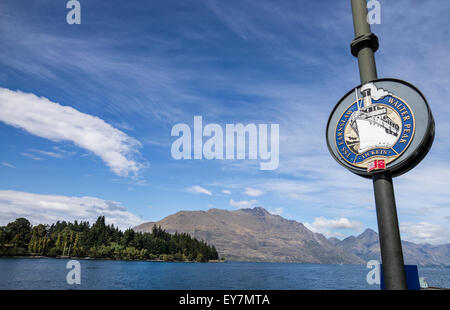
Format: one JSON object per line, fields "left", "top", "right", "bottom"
{"left": 334, "top": 81, "right": 415, "bottom": 169}
{"left": 348, "top": 83, "right": 400, "bottom": 153}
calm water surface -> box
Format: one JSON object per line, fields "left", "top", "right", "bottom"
{"left": 0, "top": 258, "right": 448, "bottom": 290}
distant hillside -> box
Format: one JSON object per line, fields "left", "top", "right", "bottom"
{"left": 333, "top": 228, "right": 450, "bottom": 266}
{"left": 135, "top": 207, "right": 364, "bottom": 264}
{"left": 135, "top": 207, "right": 450, "bottom": 266}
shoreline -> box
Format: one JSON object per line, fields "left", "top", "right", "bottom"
{"left": 0, "top": 255, "right": 225, "bottom": 263}
{"left": 1, "top": 256, "right": 448, "bottom": 267}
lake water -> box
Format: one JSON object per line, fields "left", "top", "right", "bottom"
{"left": 0, "top": 258, "right": 448, "bottom": 290}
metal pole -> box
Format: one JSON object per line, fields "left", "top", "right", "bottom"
{"left": 351, "top": 0, "right": 378, "bottom": 83}
{"left": 372, "top": 172, "right": 407, "bottom": 289}
{"left": 350, "top": 0, "right": 408, "bottom": 290}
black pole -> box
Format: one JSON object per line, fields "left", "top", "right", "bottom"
{"left": 372, "top": 172, "right": 407, "bottom": 289}
{"left": 350, "top": 0, "right": 408, "bottom": 290}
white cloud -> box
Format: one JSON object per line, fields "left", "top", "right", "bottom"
{"left": 1, "top": 162, "right": 15, "bottom": 168}
{"left": 229, "top": 199, "right": 257, "bottom": 208}
{"left": 244, "top": 187, "right": 263, "bottom": 197}
{"left": 269, "top": 207, "right": 283, "bottom": 215}
{"left": 222, "top": 189, "right": 231, "bottom": 195}
{"left": 305, "top": 217, "right": 363, "bottom": 236}
{"left": 0, "top": 87, "right": 143, "bottom": 177}
{"left": 0, "top": 190, "right": 142, "bottom": 230}
{"left": 20, "top": 152, "right": 43, "bottom": 161}
{"left": 29, "top": 148, "right": 65, "bottom": 159}
{"left": 400, "top": 222, "right": 450, "bottom": 245}
{"left": 187, "top": 185, "right": 212, "bottom": 196}
{"left": 325, "top": 231, "right": 345, "bottom": 239}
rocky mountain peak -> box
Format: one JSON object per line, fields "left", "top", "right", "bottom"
{"left": 240, "top": 206, "right": 269, "bottom": 217}
{"left": 357, "top": 228, "right": 379, "bottom": 246}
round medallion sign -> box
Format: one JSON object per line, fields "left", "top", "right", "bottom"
{"left": 326, "top": 79, "right": 434, "bottom": 177}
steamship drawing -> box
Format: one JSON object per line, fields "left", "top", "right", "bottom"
{"left": 349, "top": 83, "right": 400, "bottom": 153}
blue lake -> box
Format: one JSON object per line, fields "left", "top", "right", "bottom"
{"left": 0, "top": 258, "right": 448, "bottom": 290}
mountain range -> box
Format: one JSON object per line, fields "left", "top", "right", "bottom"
{"left": 134, "top": 207, "right": 449, "bottom": 266}
{"left": 335, "top": 227, "right": 450, "bottom": 266}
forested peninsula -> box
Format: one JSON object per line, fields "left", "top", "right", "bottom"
{"left": 0, "top": 217, "right": 219, "bottom": 262}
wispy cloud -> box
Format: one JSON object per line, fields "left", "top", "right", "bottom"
{"left": 306, "top": 217, "right": 363, "bottom": 230}
{"left": 400, "top": 222, "right": 450, "bottom": 245}
{"left": 187, "top": 185, "right": 212, "bottom": 196}
{"left": 0, "top": 87, "right": 144, "bottom": 177}
{"left": 29, "top": 149, "right": 63, "bottom": 159}
{"left": 229, "top": 199, "right": 257, "bottom": 208}
{"left": 305, "top": 217, "right": 363, "bottom": 238}
{"left": 268, "top": 207, "right": 283, "bottom": 215}
{"left": 244, "top": 187, "right": 263, "bottom": 197}
{"left": 222, "top": 189, "right": 231, "bottom": 195}
{"left": 0, "top": 190, "right": 142, "bottom": 230}
{"left": 1, "top": 162, "right": 15, "bottom": 168}
{"left": 20, "top": 152, "right": 43, "bottom": 161}
{"left": 24, "top": 147, "right": 76, "bottom": 159}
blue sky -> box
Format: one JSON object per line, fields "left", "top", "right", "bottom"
{"left": 0, "top": 0, "right": 449, "bottom": 244}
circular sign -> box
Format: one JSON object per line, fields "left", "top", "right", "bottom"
{"left": 326, "top": 78, "right": 434, "bottom": 178}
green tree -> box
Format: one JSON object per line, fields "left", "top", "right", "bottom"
{"left": 1, "top": 217, "right": 220, "bottom": 262}
{"left": 121, "top": 229, "right": 135, "bottom": 247}
{"left": 0, "top": 228, "right": 5, "bottom": 246}
{"left": 196, "top": 252, "right": 207, "bottom": 263}
{"left": 5, "top": 218, "right": 32, "bottom": 248}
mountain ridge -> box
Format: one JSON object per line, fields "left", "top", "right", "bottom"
{"left": 333, "top": 228, "right": 450, "bottom": 266}
{"left": 135, "top": 207, "right": 449, "bottom": 266}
